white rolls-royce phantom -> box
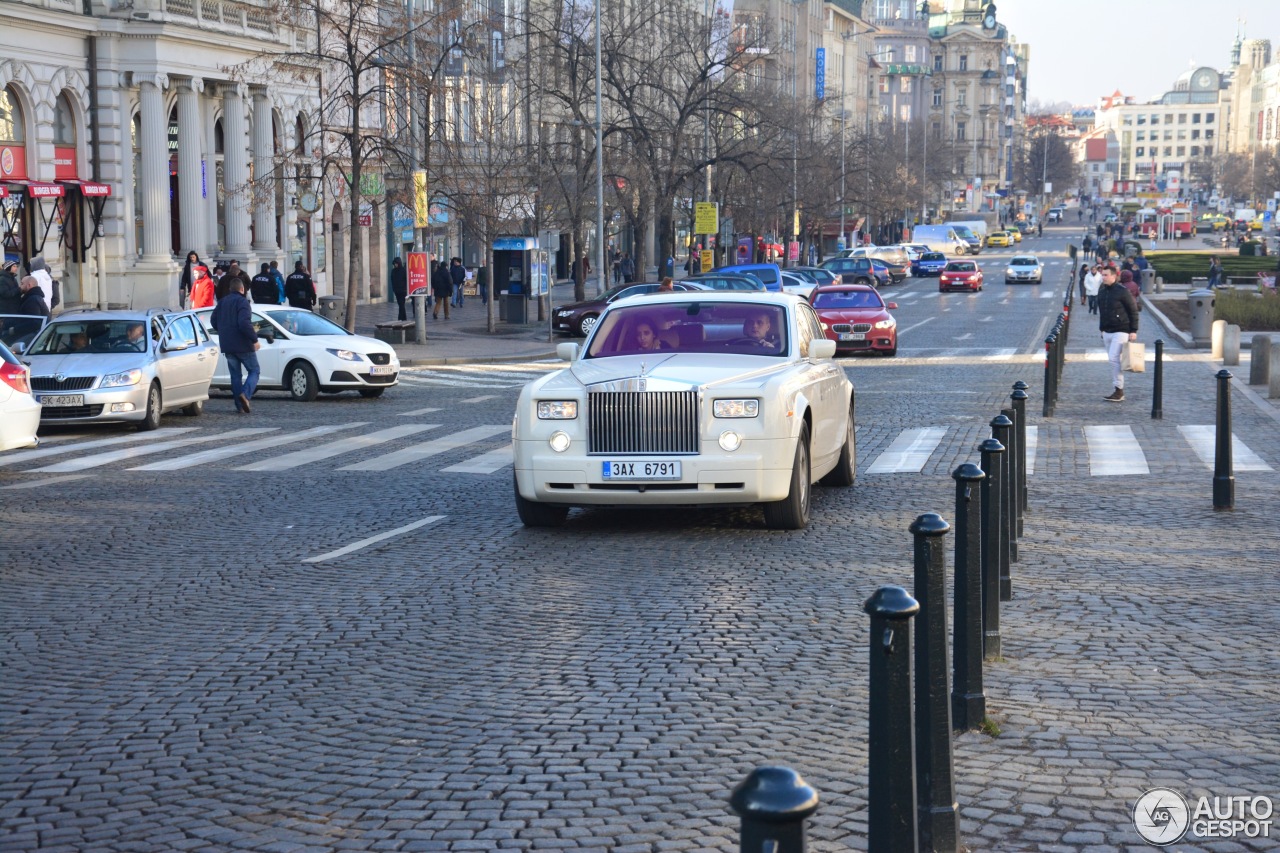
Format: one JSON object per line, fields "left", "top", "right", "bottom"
{"left": 513, "top": 292, "right": 856, "bottom": 529}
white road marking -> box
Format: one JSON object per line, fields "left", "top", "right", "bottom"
{"left": 398, "top": 407, "right": 442, "bottom": 417}
{"left": 303, "top": 514, "right": 446, "bottom": 563}
{"left": 897, "top": 316, "right": 937, "bottom": 336}
{"left": 442, "top": 443, "right": 514, "bottom": 474}
{"left": 0, "top": 428, "right": 199, "bottom": 468}
{"left": 0, "top": 473, "right": 95, "bottom": 490}
{"left": 339, "top": 425, "right": 510, "bottom": 472}
{"left": 237, "top": 424, "right": 438, "bottom": 471}
{"left": 866, "top": 427, "right": 946, "bottom": 474}
{"left": 1025, "top": 425, "right": 1038, "bottom": 476}
{"left": 1177, "top": 425, "right": 1272, "bottom": 472}
{"left": 32, "top": 429, "right": 275, "bottom": 473}
{"left": 461, "top": 395, "right": 501, "bottom": 403}
{"left": 131, "top": 423, "right": 364, "bottom": 471}
{"left": 979, "top": 315, "right": 994, "bottom": 322}
{"left": 1041, "top": 291, "right": 1056, "bottom": 298}
{"left": 1084, "top": 425, "right": 1149, "bottom": 476}
{"left": 954, "top": 333, "right": 973, "bottom": 341}
{"left": 397, "top": 375, "right": 532, "bottom": 389}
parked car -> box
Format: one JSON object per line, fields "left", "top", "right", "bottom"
{"left": 195, "top": 305, "right": 399, "bottom": 400}
{"left": 553, "top": 281, "right": 707, "bottom": 337}
{"left": 986, "top": 231, "right": 1012, "bottom": 248}
{"left": 868, "top": 257, "right": 907, "bottom": 284}
{"left": 844, "top": 245, "right": 910, "bottom": 271}
{"left": 1005, "top": 255, "right": 1044, "bottom": 284}
{"left": 911, "top": 251, "right": 949, "bottom": 277}
{"left": 512, "top": 292, "right": 856, "bottom": 530}
{"left": 18, "top": 308, "right": 218, "bottom": 429}
{"left": 715, "top": 263, "right": 784, "bottom": 292}
{"left": 820, "top": 257, "right": 890, "bottom": 287}
{"left": 810, "top": 284, "right": 898, "bottom": 357}
{"left": 1047, "top": 207, "right": 1064, "bottom": 223}
{"left": 790, "top": 267, "right": 840, "bottom": 289}
{"left": 939, "top": 261, "right": 984, "bottom": 292}
{"left": 0, "top": 315, "right": 47, "bottom": 351}
{"left": 779, "top": 271, "right": 817, "bottom": 300}
{"left": 0, "top": 338, "right": 40, "bottom": 452}
{"left": 689, "top": 273, "right": 766, "bottom": 292}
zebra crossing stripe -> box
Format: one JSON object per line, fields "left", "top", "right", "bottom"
{"left": 338, "top": 425, "right": 510, "bottom": 472}
{"left": 0, "top": 473, "right": 95, "bottom": 490}
{"left": 442, "top": 443, "right": 513, "bottom": 474}
{"left": 866, "top": 427, "right": 946, "bottom": 474}
{"left": 398, "top": 375, "right": 528, "bottom": 389}
{"left": 237, "top": 424, "right": 439, "bottom": 472}
{"left": 1025, "top": 426, "right": 1038, "bottom": 476}
{"left": 1084, "top": 425, "right": 1149, "bottom": 476}
{"left": 398, "top": 407, "right": 442, "bottom": 417}
{"left": 0, "top": 427, "right": 199, "bottom": 468}
{"left": 1177, "top": 425, "right": 1273, "bottom": 472}
{"left": 130, "top": 423, "right": 366, "bottom": 471}
{"left": 32, "top": 429, "right": 275, "bottom": 473}
{"left": 303, "top": 514, "right": 446, "bottom": 564}
{"left": 461, "top": 395, "right": 501, "bottom": 403}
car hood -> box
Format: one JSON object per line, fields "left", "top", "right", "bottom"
{"left": 555, "top": 299, "right": 605, "bottom": 313}
{"left": 815, "top": 309, "right": 891, "bottom": 323}
{"left": 539, "top": 353, "right": 790, "bottom": 392}
{"left": 286, "top": 333, "right": 394, "bottom": 355}
{"left": 26, "top": 351, "right": 148, "bottom": 377}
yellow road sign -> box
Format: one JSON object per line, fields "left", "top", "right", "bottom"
{"left": 694, "top": 202, "right": 719, "bottom": 235}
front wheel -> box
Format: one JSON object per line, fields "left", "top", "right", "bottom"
{"left": 288, "top": 361, "right": 320, "bottom": 402}
{"left": 182, "top": 398, "right": 204, "bottom": 416}
{"left": 763, "top": 424, "right": 811, "bottom": 530}
{"left": 139, "top": 383, "right": 162, "bottom": 431}
{"left": 820, "top": 406, "right": 856, "bottom": 487}
{"left": 514, "top": 475, "right": 569, "bottom": 527}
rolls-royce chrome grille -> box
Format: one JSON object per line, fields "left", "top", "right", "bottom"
{"left": 588, "top": 391, "right": 699, "bottom": 455}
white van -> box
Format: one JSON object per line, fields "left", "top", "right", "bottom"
{"left": 949, "top": 219, "right": 990, "bottom": 246}
{"left": 910, "top": 225, "right": 969, "bottom": 255}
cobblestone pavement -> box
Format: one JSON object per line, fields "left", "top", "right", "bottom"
{"left": 2, "top": 230, "right": 1277, "bottom": 851}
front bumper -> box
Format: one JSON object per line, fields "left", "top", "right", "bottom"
{"left": 34, "top": 385, "right": 150, "bottom": 424}
{"left": 0, "top": 393, "right": 42, "bottom": 450}
{"left": 514, "top": 437, "right": 796, "bottom": 506}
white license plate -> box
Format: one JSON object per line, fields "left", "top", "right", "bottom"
{"left": 39, "top": 394, "right": 84, "bottom": 407}
{"left": 369, "top": 365, "right": 395, "bottom": 375}
{"left": 601, "top": 460, "right": 682, "bottom": 480}
{"left": 838, "top": 333, "right": 866, "bottom": 341}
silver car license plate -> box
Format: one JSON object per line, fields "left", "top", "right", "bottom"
{"left": 838, "top": 333, "right": 866, "bottom": 341}
{"left": 369, "top": 366, "right": 395, "bottom": 375}
{"left": 601, "top": 460, "right": 682, "bottom": 480}
{"left": 39, "top": 394, "right": 84, "bottom": 407}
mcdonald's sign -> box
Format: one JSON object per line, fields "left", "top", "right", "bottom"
{"left": 406, "top": 251, "right": 429, "bottom": 295}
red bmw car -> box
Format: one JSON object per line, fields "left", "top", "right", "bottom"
{"left": 810, "top": 284, "right": 898, "bottom": 356}
{"left": 939, "top": 260, "right": 984, "bottom": 293}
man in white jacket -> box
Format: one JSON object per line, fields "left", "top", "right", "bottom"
{"left": 28, "top": 255, "right": 56, "bottom": 311}
{"left": 1083, "top": 265, "right": 1103, "bottom": 315}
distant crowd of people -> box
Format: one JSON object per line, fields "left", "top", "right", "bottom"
{"left": 179, "top": 252, "right": 317, "bottom": 312}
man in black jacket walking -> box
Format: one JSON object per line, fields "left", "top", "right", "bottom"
{"left": 285, "top": 261, "right": 317, "bottom": 310}
{"left": 250, "top": 263, "right": 280, "bottom": 304}
{"left": 210, "top": 278, "right": 260, "bottom": 413}
{"left": 1096, "top": 264, "right": 1139, "bottom": 402}
{"left": 390, "top": 257, "right": 407, "bottom": 320}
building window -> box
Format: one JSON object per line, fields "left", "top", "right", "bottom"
{"left": 1176, "top": 146, "right": 1185, "bottom": 156}
{"left": 956, "top": 88, "right": 966, "bottom": 107}
{"left": 1164, "top": 130, "right": 1172, "bottom": 141}
{"left": 956, "top": 121, "right": 966, "bottom": 141}
{"left": 933, "top": 54, "right": 943, "bottom": 71}
{"left": 1192, "top": 113, "right": 1201, "bottom": 124}
{"left": 1206, "top": 113, "right": 1215, "bottom": 123}
{"left": 932, "top": 121, "right": 942, "bottom": 139}
{"left": 900, "top": 77, "right": 912, "bottom": 93}
{"left": 53, "top": 94, "right": 75, "bottom": 146}
{"left": 1177, "top": 113, "right": 1187, "bottom": 124}
{"left": 1135, "top": 147, "right": 1144, "bottom": 157}
{"left": 933, "top": 87, "right": 943, "bottom": 107}
{"left": 1136, "top": 131, "right": 1145, "bottom": 141}
{"left": 1204, "top": 144, "right": 1213, "bottom": 155}
{"left": 1163, "top": 146, "right": 1172, "bottom": 156}
{"left": 1205, "top": 129, "right": 1215, "bottom": 140}
{"left": 1177, "top": 130, "right": 1186, "bottom": 141}
{"left": 1136, "top": 115, "right": 1146, "bottom": 125}
{"left": 900, "top": 104, "right": 911, "bottom": 122}
{"left": 1191, "top": 145, "right": 1201, "bottom": 156}
{"left": 879, "top": 76, "right": 890, "bottom": 94}
{"left": 905, "top": 44, "right": 917, "bottom": 63}
{"left": 958, "top": 54, "right": 968, "bottom": 71}
{"left": 0, "top": 86, "right": 23, "bottom": 144}
{"left": 1191, "top": 129, "right": 1200, "bottom": 140}
{"left": 1164, "top": 114, "right": 1173, "bottom": 124}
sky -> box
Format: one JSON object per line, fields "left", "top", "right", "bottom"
{"left": 995, "top": 1, "right": 1280, "bottom": 109}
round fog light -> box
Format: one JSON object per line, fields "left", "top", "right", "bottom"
{"left": 718, "top": 430, "right": 742, "bottom": 452}
{"left": 549, "top": 431, "right": 571, "bottom": 453}
{"left": 111, "top": 403, "right": 136, "bottom": 413}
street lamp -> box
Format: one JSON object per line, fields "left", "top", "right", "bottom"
{"left": 594, "top": 0, "right": 605, "bottom": 295}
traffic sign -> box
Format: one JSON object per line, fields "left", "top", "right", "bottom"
{"left": 695, "top": 202, "right": 719, "bottom": 235}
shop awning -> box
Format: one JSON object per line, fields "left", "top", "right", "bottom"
{"left": 57, "top": 179, "right": 112, "bottom": 197}
{"left": 3, "top": 180, "right": 65, "bottom": 198}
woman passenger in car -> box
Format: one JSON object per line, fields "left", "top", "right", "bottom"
{"left": 634, "top": 320, "right": 669, "bottom": 351}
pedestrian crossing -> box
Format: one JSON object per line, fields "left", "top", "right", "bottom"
{"left": 398, "top": 361, "right": 563, "bottom": 389}
{"left": 0, "top": 420, "right": 1269, "bottom": 482}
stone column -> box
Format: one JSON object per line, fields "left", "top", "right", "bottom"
{"left": 137, "top": 74, "right": 171, "bottom": 261}
{"left": 221, "top": 83, "right": 252, "bottom": 258}
{"left": 251, "top": 88, "right": 278, "bottom": 254}
{"left": 176, "top": 77, "right": 207, "bottom": 258}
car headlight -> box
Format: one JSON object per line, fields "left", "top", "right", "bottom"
{"left": 873, "top": 319, "right": 896, "bottom": 330}
{"left": 326, "top": 348, "right": 363, "bottom": 362}
{"left": 1006, "top": 267, "right": 1015, "bottom": 275}
{"left": 100, "top": 369, "right": 143, "bottom": 387}
{"left": 713, "top": 399, "right": 759, "bottom": 418}
{"left": 537, "top": 401, "right": 578, "bottom": 419}
{"left": 548, "top": 430, "right": 571, "bottom": 452}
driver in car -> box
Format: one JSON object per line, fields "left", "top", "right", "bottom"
{"left": 740, "top": 310, "right": 780, "bottom": 350}
{"left": 121, "top": 322, "right": 146, "bottom": 351}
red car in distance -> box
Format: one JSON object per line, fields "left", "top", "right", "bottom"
{"left": 939, "top": 260, "right": 984, "bottom": 293}
{"left": 810, "top": 284, "right": 898, "bottom": 357}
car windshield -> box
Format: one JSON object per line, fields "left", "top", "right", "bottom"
{"left": 811, "top": 290, "right": 884, "bottom": 309}
{"left": 822, "top": 259, "right": 860, "bottom": 271}
{"left": 267, "top": 310, "right": 349, "bottom": 336}
{"left": 28, "top": 319, "right": 151, "bottom": 355}
{"left": 1, "top": 315, "right": 46, "bottom": 348}
{"left": 1011, "top": 257, "right": 1038, "bottom": 266}
{"left": 921, "top": 253, "right": 945, "bottom": 261}
{"left": 946, "top": 263, "right": 977, "bottom": 272}
{"left": 586, "top": 302, "right": 789, "bottom": 358}
{"left": 695, "top": 276, "right": 763, "bottom": 291}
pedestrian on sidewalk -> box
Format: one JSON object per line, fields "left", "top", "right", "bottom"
{"left": 1077, "top": 263, "right": 1089, "bottom": 304}
{"left": 210, "top": 278, "right": 260, "bottom": 413}
{"left": 450, "top": 257, "right": 466, "bottom": 308}
{"left": 431, "top": 259, "right": 453, "bottom": 319}
{"left": 285, "top": 261, "right": 317, "bottom": 310}
{"left": 1083, "top": 264, "right": 1102, "bottom": 314}
{"left": 1097, "top": 264, "right": 1138, "bottom": 403}
{"left": 390, "top": 257, "right": 408, "bottom": 321}
{"left": 1207, "top": 256, "right": 1223, "bottom": 289}
{"left": 620, "top": 253, "right": 635, "bottom": 283}
{"left": 189, "top": 264, "right": 215, "bottom": 309}
{"left": 250, "top": 264, "right": 279, "bottom": 304}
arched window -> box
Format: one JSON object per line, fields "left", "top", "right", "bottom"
{"left": 0, "top": 86, "right": 24, "bottom": 144}
{"left": 54, "top": 93, "right": 75, "bottom": 145}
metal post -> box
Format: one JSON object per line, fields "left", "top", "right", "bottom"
{"left": 1214, "top": 369, "right": 1235, "bottom": 511}
{"left": 1151, "top": 339, "right": 1164, "bottom": 420}
{"left": 864, "top": 585, "right": 920, "bottom": 853}
{"left": 1043, "top": 334, "right": 1057, "bottom": 418}
{"left": 991, "top": 415, "right": 1014, "bottom": 600}
{"left": 978, "top": 438, "right": 1004, "bottom": 660}
{"left": 413, "top": 292, "right": 427, "bottom": 344}
{"left": 1011, "top": 382, "right": 1029, "bottom": 521}
{"left": 911, "top": 513, "right": 959, "bottom": 852}
{"left": 729, "top": 766, "right": 819, "bottom": 853}
{"left": 951, "top": 465, "right": 986, "bottom": 732}
{"left": 998, "top": 408, "right": 1018, "bottom": 563}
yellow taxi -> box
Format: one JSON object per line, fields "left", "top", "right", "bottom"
{"left": 986, "top": 231, "right": 1012, "bottom": 248}
{"left": 1006, "top": 225, "right": 1024, "bottom": 243}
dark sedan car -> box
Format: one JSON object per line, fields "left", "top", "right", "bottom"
{"left": 819, "top": 257, "right": 891, "bottom": 287}
{"left": 688, "top": 273, "right": 766, "bottom": 292}
{"left": 553, "top": 281, "right": 706, "bottom": 337}
{"left": 868, "top": 257, "right": 907, "bottom": 284}
{"left": 911, "top": 251, "right": 948, "bottom": 277}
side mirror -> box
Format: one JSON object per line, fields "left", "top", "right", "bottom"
{"left": 556, "top": 342, "right": 579, "bottom": 362}
{"left": 162, "top": 340, "right": 190, "bottom": 352}
{"left": 809, "top": 339, "right": 837, "bottom": 360}
{"left": 887, "top": 302, "right": 899, "bottom": 310}
{"left": 12, "top": 341, "right": 25, "bottom": 354}
{"left": 258, "top": 328, "right": 275, "bottom": 344}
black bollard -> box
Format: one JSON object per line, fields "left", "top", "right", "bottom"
{"left": 991, "top": 416, "right": 1014, "bottom": 601}
{"left": 864, "top": 585, "right": 920, "bottom": 853}
{"left": 978, "top": 438, "right": 1004, "bottom": 660}
{"left": 951, "top": 464, "right": 986, "bottom": 732}
{"left": 1152, "top": 339, "right": 1164, "bottom": 420}
{"left": 1055, "top": 316, "right": 1067, "bottom": 383}
{"left": 999, "top": 409, "right": 1019, "bottom": 564}
{"left": 911, "top": 513, "right": 959, "bottom": 853}
{"left": 1214, "top": 369, "right": 1235, "bottom": 511}
{"left": 1011, "top": 382, "right": 1030, "bottom": 522}
{"left": 1043, "top": 334, "right": 1057, "bottom": 417}
{"left": 730, "top": 766, "right": 820, "bottom": 853}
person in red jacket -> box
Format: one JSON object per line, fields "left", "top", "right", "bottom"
{"left": 189, "top": 264, "right": 215, "bottom": 309}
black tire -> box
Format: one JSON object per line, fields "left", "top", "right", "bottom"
{"left": 182, "top": 398, "right": 204, "bottom": 416}
{"left": 763, "top": 423, "right": 811, "bottom": 530}
{"left": 576, "top": 314, "right": 600, "bottom": 338}
{"left": 139, "top": 383, "right": 162, "bottom": 431}
{"left": 885, "top": 347, "right": 897, "bottom": 357}
{"left": 358, "top": 388, "right": 385, "bottom": 398}
{"left": 854, "top": 277, "right": 873, "bottom": 285}
{"left": 513, "top": 475, "right": 569, "bottom": 527}
{"left": 820, "top": 404, "right": 857, "bottom": 487}
{"left": 287, "top": 361, "right": 319, "bottom": 402}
